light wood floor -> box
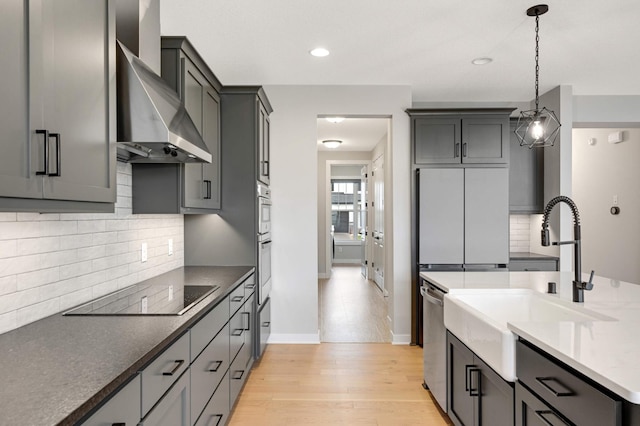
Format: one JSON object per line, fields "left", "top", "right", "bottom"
{"left": 229, "top": 343, "right": 452, "bottom": 425}
{"left": 319, "top": 265, "right": 391, "bottom": 343}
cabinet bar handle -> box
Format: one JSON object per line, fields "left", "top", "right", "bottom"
{"left": 204, "top": 180, "right": 212, "bottom": 199}
{"left": 534, "top": 410, "right": 570, "bottom": 425}
{"left": 462, "top": 142, "right": 468, "bottom": 157}
{"left": 48, "top": 133, "right": 61, "bottom": 176}
{"left": 465, "top": 365, "right": 473, "bottom": 392}
{"left": 231, "top": 295, "right": 244, "bottom": 302}
{"left": 208, "top": 360, "right": 223, "bottom": 372}
{"left": 111, "top": 423, "right": 126, "bottom": 426}
{"left": 231, "top": 369, "right": 245, "bottom": 380}
{"left": 162, "top": 359, "right": 184, "bottom": 376}
{"left": 263, "top": 160, "right": 269, "bottom": 177}
{"left": 242, "top": 311, "right": 250, "bottom": 331}
{"left": 205, "top": 414, "right": 223, "bottom": 426}
{"left": 261, "top": 321, "right": 271, "bottom": 327}
{"left": 231, "top": 328, "right": 244, "bottom": 336}
{"left": 535, "top": 377, "right": 575, "bottom": 397}
{"left": 455, "top": 142, "right": 460, "bottom": 158}
{"left": 469, "top": 367, "right": 481, "bottom": 397}
{"left": 35, "top": 129, "right": 49, "bottom": 175}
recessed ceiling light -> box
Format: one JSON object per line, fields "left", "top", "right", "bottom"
{"left": 472, "top": 57, "right": 493, "bottom": 65}
{"left": 325, "top": 117, "right": 345, "bottom": 123}
{"left": 322, "top": 139, "right": 342, "bottom": 149}
{"left": 310, "top": 47, "right": 330, "bottom": 57}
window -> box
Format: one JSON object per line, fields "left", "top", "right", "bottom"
{"left": 331, "top": 179, "right": 363, "bottom": 238}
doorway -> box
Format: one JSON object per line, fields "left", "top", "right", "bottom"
{"left": 317, "top": 116, "right": 390, "bottom": 343}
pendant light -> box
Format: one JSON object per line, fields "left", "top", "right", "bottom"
{"left": 515, "top": 4, "right": 561, "bottom": 149}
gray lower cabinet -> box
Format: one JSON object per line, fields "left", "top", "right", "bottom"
{"left": 133, "top": 36, "right": 222, "bottom": 214}
{"left": 0, "top": 0, "right": 116, "bottom": 212}
{"left": 509, "top": 259, "right": 558, "bottom": 272}
{"left": 516, "top": 339, "right": 622, "bottom": 426}
{"left": 447, "top": 331, "right": 514, "bottom": 426}
{"left": 509, "top": 119, "right": 544, "bottom": 213}
{"left": 195, "top": 371, "right": 230, "bottom": 426}
{"left": 409, "top": 110, "right": 511, "bottom": 165}
{"left": 418, "top": 168, "right": 509, "bottom": 265}
{"left": 80, "top": 374, "right": 141, "bottom": 426}
{"left": 140, "top": 369, "right": 190, "bottom": 426}
{"left": 258, "top": 297, "right": 271, "bottom": 358}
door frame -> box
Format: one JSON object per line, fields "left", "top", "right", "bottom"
{"left": 324, "top": 160, "right": 372, "bottom": 279}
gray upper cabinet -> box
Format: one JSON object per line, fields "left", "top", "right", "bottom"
{"left": 509, "top": 119, "right": 544, "bottom": 213}
{"left": 0, "top": 0, "right": 116, "bottom": 212}
{"left": 409, "top": 109, "right": 512, "bottom": 165}
{"left": 258, "top": 101, "right": 271, "bottom": 185}
{"left": 132, "top": 36, "right": 221, "bottom": 214}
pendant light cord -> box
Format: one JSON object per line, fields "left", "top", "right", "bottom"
{"left": 534, "top": 13, "right": 540, "bottom": 111}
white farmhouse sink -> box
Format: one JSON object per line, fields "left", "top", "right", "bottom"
{"left": 444, "top": 289, "right": 614, "bottom": 381}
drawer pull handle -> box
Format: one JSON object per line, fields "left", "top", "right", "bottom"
{"left": 162, "top": 359, "right": 184, "bottom": 376}
{"left": 245, "top": 283, "right": 256, "bottom": 289}
{"left": 469, "top": 368, "right": 481, "bottom": 397}
{"left": 534, "top": 409, "right": 570, "bottom": 425}
{"left": 262, "top": 321, "right": 271, "bottom": 327}
{"left": 232, "top": 369, "right": 245, "bottom": 380}
{"left": 231, "top": 295, "right": 244, "bottom": 302}
{"left": 232, "top": 328, "right": 244, "bottom": 336}
{"left": 536, "top": 377, "right": 575, "bottom": 397}
{"left": 208, "top": 360, "right": 223, "bottom": 372}
{"left": 205, "top": 414, "right": 223, "bottom": 426}
{"left": 112, "top": 423, "right": 126, "bottom": 426}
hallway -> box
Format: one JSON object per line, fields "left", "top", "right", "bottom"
{"left": 319, "top": 265, "right": 390, "bottom": 343}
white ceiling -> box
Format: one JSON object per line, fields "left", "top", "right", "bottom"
{"left": 159, "top": 0, "right": 640, "bottom": 150}
{"left": 317, "top": 117, "right": 389, "bottom": 151}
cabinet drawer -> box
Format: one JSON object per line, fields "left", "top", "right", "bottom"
{"left": 510, "top": 259, "right": 558, "bottom": 271}
{"left": 243, "top": 274, "right": 256, "bottom": 297}
{"left": 191, "top": 324, "right": 230, "bottom": 423}
{"left": 195, "top": 371, "right": 230, "bottom": 426}
{"left": 258, "top": 297, "right": 271, "bottom": 358}
{"left": 516, "top": 340, "right": 621, "bottom": 426}
{"left": 191, "top": 300, "right": 229, "bottom": 361}
{"left": 141, "top": 332, "right": 190, "bottom": 417}
{"left": 229, "top": 349, "right": 250, "bottom": 410}
{"left": 140, "top": 368, "right": 190, "bottom": 426}
{"left": 515, "top": 381, "right": 569, "bottom": 426}
{"left": 229, "top": 308, "right": 246, "bottom": 361}
{"left": 229, "top": 284, "right": 246, "bottom": 315}
{"left": 80, "top": 374, "right": 140, "bottom": 426}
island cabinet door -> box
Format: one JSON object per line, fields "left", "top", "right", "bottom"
{"left": 448, "top": 333, "right": 476, "bottom": 426}
{"left": 477, "top": 355, "right": 514, "bottom": 426}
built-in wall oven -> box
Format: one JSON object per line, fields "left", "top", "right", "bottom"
{"left": 257, "top": 182, "right": 272, "bottom": 306}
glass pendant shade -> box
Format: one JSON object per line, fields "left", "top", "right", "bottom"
{"left": 515, "top": 106, "right": 561, "bottom": 148}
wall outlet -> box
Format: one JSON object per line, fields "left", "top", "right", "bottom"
{"left": 141, "top": 296, "right": 148, "bottom": 313}
{"left": 141, "top": 242, "right": 148, "bottom": 263}
{"left": 168, "top": 239, "right": 173, "bottom": 256}
{"left": 168, "top": 285, "right": 174, "bottom": 301}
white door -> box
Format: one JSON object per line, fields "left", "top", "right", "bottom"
{"left": 372, "top": 155, "right": 384, "bottom": 291}
{"left": 359, "top": 165, "right": 368, "bottom": 278}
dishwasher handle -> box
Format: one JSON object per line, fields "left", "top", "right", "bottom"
{"left": 420, "top": 286, "right": 444, "bottom": 306}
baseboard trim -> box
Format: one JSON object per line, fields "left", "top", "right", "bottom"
{"left": 391, "top": 333, "right": 411, "bottom": 345}
{"left": 268, "top": 333, "right": 321, "bottom": 344}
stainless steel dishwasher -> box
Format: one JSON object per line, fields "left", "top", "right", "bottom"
{"left": 421, "top": 280, "right": 447, "bottom": 412}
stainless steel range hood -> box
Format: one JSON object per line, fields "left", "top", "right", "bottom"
{"left": 116, "top": 41, "right": 212, "bottom": 163}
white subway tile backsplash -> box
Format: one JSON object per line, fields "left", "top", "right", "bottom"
{"left": 0, "top": 163, "right": 184, "bottom": 334}
{"left": 509, "top": 214, "right": 532, "bottom": 252}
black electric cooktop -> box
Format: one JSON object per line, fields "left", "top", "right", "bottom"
{"left": 64, "top": 282, "right": 220, "bottom": 316}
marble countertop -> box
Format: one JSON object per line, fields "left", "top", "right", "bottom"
{"left": 420, "top": 270, "right": 640, "bottom": 404}
{"left": 0, "top": 266, "right": 254, "bottom": 426}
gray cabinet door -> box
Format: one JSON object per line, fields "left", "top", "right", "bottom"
{"left": 258, "top": 101, "right": 270, "bottom": 185}
{"left": 515, "top": 382, "right": 568, "bottom": 426}
{"left": 448, "top": 332, "right": 476, "bottom": 426}
{"left": 0, "top": 0, "right": 115, "bottom": 204}
{"left": 418, "top": 169, "right": 464, "bottom": 264}
{"left": 0, "top": 1, "right": 40, "bottom": 199}
{"left": 461, "top": 116, "right": 509, "bottom": 164}
{"left": 509, "top": 120, "right": 544, "bottom": 213}
{"left": 202, "top": 86, "right": 221, "bottom": 209}
{"left": 195, "top": 371, "right": 230, "bottom": 426}
{"left": 258, "top": 297, "right": 271, "bottom": 359}
{"left": 465, "top": 168, "right": 509, "bottom": 264}
{"left": 140, "top": 369, "right": 190, "bottom": 426}
{"left": 414, "top": 118, "right": 461, "bottom": 164}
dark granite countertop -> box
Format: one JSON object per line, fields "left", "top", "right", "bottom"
{"left": 509, "top": 252, "right": 559, "bottom": 260}
{"left": 0, "top": 266, "right": 254, "bottom": 426}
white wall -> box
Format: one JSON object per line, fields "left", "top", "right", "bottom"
{"left": 265, "top": 85, "right": 412, "bottom": 344}
{"left": 572, "top": 128, "right": 640, "bottom": 284}
{"left": 0, "top": 163, "right": 184, "bottom": 334}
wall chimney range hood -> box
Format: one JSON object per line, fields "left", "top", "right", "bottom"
{"left": 116, "top": 41, "right": 212, "bottom": 163}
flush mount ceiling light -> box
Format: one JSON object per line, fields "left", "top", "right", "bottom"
{"left": 310, "top": 47, "right": 330, "bottom": 57}
{"left": 515, "top": 4, "right": 561, "bottom": 149}
{"left": 471, "top": 57, "right": 493, "bottom": 65}
{"left": 322, "top": 139, "right": 342, "bottom": 149}
{"left": 325, "top": 116, "right": 345, "bottom": 123}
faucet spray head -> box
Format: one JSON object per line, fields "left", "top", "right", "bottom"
{"left": 541, "top": 227, "right": 550, "bottom": 246}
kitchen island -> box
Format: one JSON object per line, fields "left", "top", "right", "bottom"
{"left": 420, "top": 270, "right": 640, "bottom": 425}
{"left": 0, "top": 266, "right": 254, "bottom": 426}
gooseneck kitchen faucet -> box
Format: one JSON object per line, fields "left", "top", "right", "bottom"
{"left": 541, "top": 196, "right": 594, "bottom": 303}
